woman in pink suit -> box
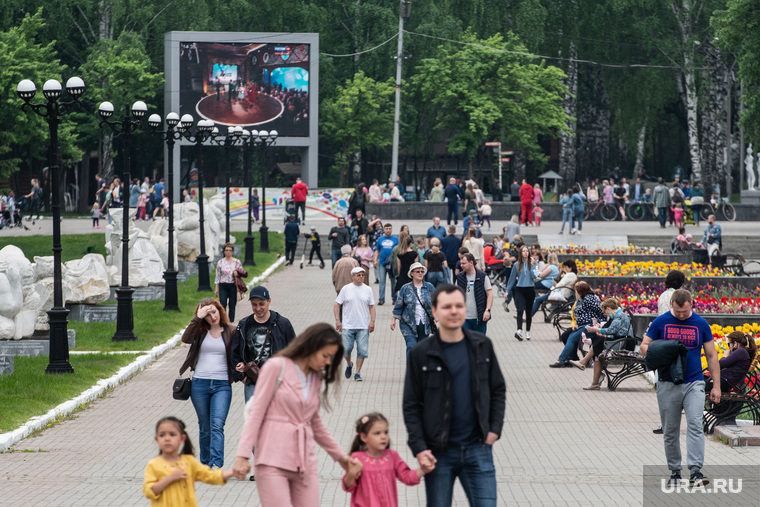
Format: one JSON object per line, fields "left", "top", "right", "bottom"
{"left": 232, "top": 323, "right": 358, "bottom": 506}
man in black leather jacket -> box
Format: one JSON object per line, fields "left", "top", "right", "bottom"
{"left": 403, "top": 284, "right": 506, "bottom": 506}
{"left": 232, "top": 285, "right": 296, "bottom": 404}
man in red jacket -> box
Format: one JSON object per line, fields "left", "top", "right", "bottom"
{"left": 291, "top": 177, "right": 308, "bottom": 224}
{"left": 519, "top": 179, "right": 534, "bottom": 226}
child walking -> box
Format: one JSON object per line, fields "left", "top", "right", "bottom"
{"left": 479, "top": 200, "right": 492, "bottom": 229}
{"left": 671, "top": 203, "right": 684, "bottom": 229}
{"left": 143, "top": 417, "right": 232, "bottom": 506}
{"left": 137, "top": 190, "right": 149, "bottom": 221}
{"left": 342, "top": 412, "right": 433, "bottom": 507}
{"left": 532, "top": 204, "right": 543, "bottom": 226}
{"left": 91, "top": 202, "right": 101, "bottom": 228}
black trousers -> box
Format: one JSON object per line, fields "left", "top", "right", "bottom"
{"left": 309, "top": 244, "right": 324, "bottom": 263}
{"left": 285, "top": 241, "right": 297, "bottom": 264}
{"left": 295, "top": 201, "right": 306, "bottom": 223}
{"left": 513, "top": 286, "right": 536, "bottom": 331}
{"left": 218, "top": 282, "right": 236, "bottom": 322}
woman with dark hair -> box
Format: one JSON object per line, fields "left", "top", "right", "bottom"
{"left": 506, "top": 245, "right": 536, "bottom": 341}
{"left": 180, "top": 297, "right": 240, "bottom": 468}
{"left": 718, "top": 331, "right": 757, "bottom": 391}
{"left": 657, "top": 270, "right": 686, "bottom": 315}
{"left": 215, "top": 242, "right": 244, "bottom": 322}
{"left": 550, "top": 281, "right": 604, "bottom": 367}
{"left": 232, "top": 323, "right": 358, "bottom": 506}
{"left": 395, "top": 233, "right": 419, "bottom": 293}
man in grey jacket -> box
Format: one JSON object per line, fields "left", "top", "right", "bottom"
{"left": 653, "top": 178, "right": 671, "bottom": 228}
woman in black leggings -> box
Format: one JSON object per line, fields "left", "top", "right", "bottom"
{"left": 505, "top": 245, "right": 536, "bottom": 341}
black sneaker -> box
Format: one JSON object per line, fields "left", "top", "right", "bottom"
{"left": 668, "top": 471, "right": 682, "bottom": 486}
{"left": 345, "top": 361, "right": 353, "bottom": 379}
{"left": 249, "top": 475, "right": 255, "bottom": 481}
{"left": 378, "top": 300, "right": 384, "bottom": 306}
{"left": 690, "top": 470, "right": 709, "bottom": 486}
{"left": 653, "top": 427, "right": 663, "bottom": 434}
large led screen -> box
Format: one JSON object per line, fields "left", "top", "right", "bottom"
{"left": 179, "top": 41, "right": 310, "bottom": 136}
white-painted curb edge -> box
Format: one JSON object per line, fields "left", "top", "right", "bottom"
{"left": 0, "top": 256, "right": 284, "bottom": 452}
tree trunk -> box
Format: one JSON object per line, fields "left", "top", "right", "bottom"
{"left": 559, "top": 42, "right": 578, "bottom": 184}
{"left": 634, "top": 121, "right": 647, "bottom": 177}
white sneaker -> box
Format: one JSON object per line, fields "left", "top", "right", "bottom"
{"left": 526, "top": 332, "right": 532, "bottom": 340}
{"left": 576, "top": 231, "right": 582, "bottom": 235}
{"left": 570, "top": 228, "right": 577, "bottom": 235}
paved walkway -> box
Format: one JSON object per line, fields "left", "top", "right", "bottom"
{"left": 2, "top": 238, "right": 760, "bottom": 506}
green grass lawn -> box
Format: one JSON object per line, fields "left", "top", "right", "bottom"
{"left": 0, "top": 230, "right": 283, "bottom": 432}
{"left": 0, "top": 233, "right": 107, "bottom": 263}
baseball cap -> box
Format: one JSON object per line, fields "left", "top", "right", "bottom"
{"left": 469, "top": 209, "right": 477, "bottom": 215}
{"left": 310, "top": 226, "right": 316, "bottom": 230}
{"left": 351, "top": 267, "right": 366, "bottom": 275}
{"left": 249, "top": 285, "right": 270, "bottom": 300}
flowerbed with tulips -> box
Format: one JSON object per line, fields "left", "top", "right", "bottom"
{"left": 546, "top": 244, "right": 665, "bottom": 255}
{"left": 577, "top": 259, "right": 730, "bottom": 277}
{"left": 596, "top": 282, "right": 760, "bottom": 314}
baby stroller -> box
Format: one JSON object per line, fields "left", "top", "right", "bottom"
{"left": 283, "top": 198, "right": 297, "bottom": 224}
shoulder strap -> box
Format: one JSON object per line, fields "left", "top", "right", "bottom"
{"left": 412, "top": 285, "right": 435, "bottom": 325}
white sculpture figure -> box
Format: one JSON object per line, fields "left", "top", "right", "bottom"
{"left": 173, "top": 200, "right": 226, "bottom": 262}
{"left": 63, "top": 254, "right": 111, "bottom": 304}
{"left": 104, "top": 209, "right": 165, "bottom": 287}
{"left": 756, "top": 152, "right": 760, "bottom": 190}
{"left": 0, "top": 246, "right": 37, "bottom": 339}
{"left": 746, "top": 144, "right": 756, "bottom": 191}
{"left": 147, "top": 218, "right": 178, "bottom": 270}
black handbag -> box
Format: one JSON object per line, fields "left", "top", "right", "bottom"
{"left": 172, "top": 377, "right": 192, "bottom": 400}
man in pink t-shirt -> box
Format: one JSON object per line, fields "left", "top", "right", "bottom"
{"left": 291, "top": 177, "right": 308, "bottom": 224}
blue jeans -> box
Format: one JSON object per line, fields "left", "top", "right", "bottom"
{"left": 573, "top": 208, "right": 583, "bottom": 231}
{"left": 190, "top": 378, "right": 232, "bottom": 467}
{"left": 377, "top": 262, "right": 396, "bottom": 303}
{"left": 558, "top": 325, "right": 588, "bottom": 363}
{"left": 342, "top": 328, "right": 370, "bottom": 359}
{"left": 331, "top": 249, "right": 341, "bottom": 268}
{"left": 463, "top": 319, "right": 487, "bottom": 335}
{"left": 532, "top": 292, "right": 549, "bottom": 316}
{"left": 425, "top": 443, "right": 497, "bottom": 507}
{"left": 426, "top": 271, "right": 446, "bottom": 288}
{"left": 559, "top": 208, "right": 573, "bottom": 232}
{"left": 657, "top": 207, "right": 668, "bottom": 227}
{"left": 243, "top": 380, "right": 256, "bottom": 404}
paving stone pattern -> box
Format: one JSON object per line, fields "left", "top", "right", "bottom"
{"left": 2, "top": 256, "right": 759, "bottom": 506}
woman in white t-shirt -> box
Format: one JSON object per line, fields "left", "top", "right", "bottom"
{"left": 180, "top": 298, "right": 239, "bottom": 468}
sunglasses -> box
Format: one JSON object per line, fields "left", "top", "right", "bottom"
{"left": 199, "top": 297, "right": 215, "bottom": 306}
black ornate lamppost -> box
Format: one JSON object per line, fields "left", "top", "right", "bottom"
{"left": 147, "top": 111, "right": 182, "bottom": 312}
{"left": 239, "top": 129, "right": 255, "bottom": 266}
{"left": 98, "top": 100, "right": 147, "bottom": 341}
{"left": 245, "top": 129, "right": 278, "bottom": 253}
{"left": 179, "top": 115, "right": 215, "bottom": 292}
{"left": 208, "top": 125, "right": 244, "bottom": 244}
{"left": 17, "top": 77, "right": 85, "bottom": 373}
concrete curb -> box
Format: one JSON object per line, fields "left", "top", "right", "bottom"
{"left": 0, "top": 256, "right": 284, "bottom": 452}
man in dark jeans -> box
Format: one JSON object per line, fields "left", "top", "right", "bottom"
{"left": 444, "top": 177, "right": 463, "bottom": 225}
{"left": 329, "top": 217, "right": 351, "bottom": 268}
{"left": 403, "top": 284, "right": 506, "bottom": 507}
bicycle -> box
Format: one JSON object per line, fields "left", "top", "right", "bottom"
{"left": 583, "top": 200, "right": 618, "bottom": 221}
{"left": 626, "top": 201, "right": 656, "bottom": 221}
{"left": 698, "top": 197, "right": 736, "bottom": 222}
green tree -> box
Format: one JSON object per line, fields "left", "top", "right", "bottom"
{"left": 713, "top": 0, "right": 760, "bottom": 146}
{"left": 75, "top": 30, "right": 164, "bottom": 179}
{"left": 321, "top": 71, "right": 394, "bottom": 186}
{"left": 411, "top": 31, "right": 568, "bottom": 177}
{"left": 0, "top": 9, "right": 81, "bottom": 180}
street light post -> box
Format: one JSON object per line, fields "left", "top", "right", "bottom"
{"left": 179, "top": 116, "right": 215, "bottom": 292}
{"left": 240, "top": 129, "right": 255, "bottom": 266}
{"left": 147, "top": 112, "right": 182, "bottom": 311}
{"left": 245, "top": 130, "right": 278, "bottom": 253}
{"left": 17, "top": 77, "right": 85, "bottom": 373}
{"left": 209, "top": 126, "right": 243, "bottom": 244}
{"left": 99, "top": 101, "right": 147, "bottom": 341}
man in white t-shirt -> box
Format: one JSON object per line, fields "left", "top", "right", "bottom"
{"left": 334, "top": 267, "right": 376, "bottom": 381}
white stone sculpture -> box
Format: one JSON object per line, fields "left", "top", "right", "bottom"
{"left": 173, "top": 200, "right": 227, "bottom": 262}
{"left": 0, "top": 246, "right": 37, "bottom": 339}
{"left": 746, "top": 144, "right": 756, "bottom": 191}
{"left": 756, "top": 152, "right": 760, "bottom": 190}
{"left": 63, "top": 254, "right": 111, "bottom": 304}
{"left": 105, "top": 209, "right": 165, "bottom": 287}
{"left": 147, "top": 218, "right": 178, "bottom": 270}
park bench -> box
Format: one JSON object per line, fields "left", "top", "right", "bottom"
{"left": 703, "top": 367, "right": 760, "bottom": 434}
{"left": 599, "top": 349, "right": 649, "bottom": 391}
